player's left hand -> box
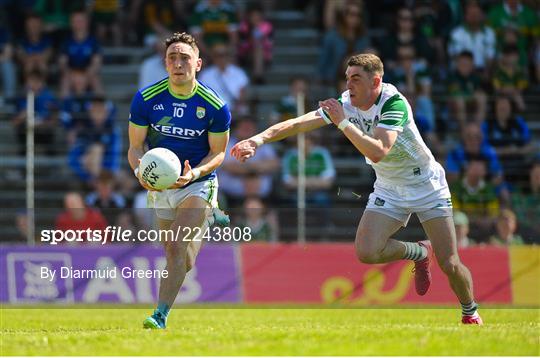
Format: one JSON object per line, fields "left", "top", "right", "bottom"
{"left": 169, "top": 160, "right": 194, "bottom": 189}
{"left": 319, "top": 98, "right": 345, "bottom": 126}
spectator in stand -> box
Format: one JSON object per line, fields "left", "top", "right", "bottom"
{"left": 489, "top": 209, "right": 524, "bottom": 246}
{"left": 60, "top": 69, "right": 93, "bottom": 146}
{"left": 318, "top": 1, "right": 369, "bottom": 86}
{"left": 446, "top": 50, "right": 487, "bottom": 127}
{"left": 133, "top": 189, "right": 153, "bottom": 229}
{"left": 89, "top": 0, "right": 123, "bottom": 46}
{"left": 488, "top": 0, "right": 540, "bottom": 70}
{"left": 322, "top": 0, "right": 364, "bottom": 31}
{"left": 450, "top": 157, "right": 500, "bottom": 239}
{"left": 56, "top": 192, "right": 108, "bottom": 242}
{"left": 33, "top": 0, "right": 84, "bottom": 48}
{"left": 453, "top": 211, "right": 475, "bottom": 248}
{"left": 511, "top": 161, "right": 540, "bottom": 243}
{"left": 138, "top": 33, "right": 168, "bottom": 89}
{"left": 114, "top": 211, "right": 138, "bottom": 234}
{"left": 270, "top": 76, "right": 309, "bottom": 124}
{"left": 199, "top": 42, "right": 249, "bottom": 116}
{"left": 68, "top": 95, "right": 121, "bottom": 184}
{"left": 385, "top": 44, "right": 440, "bottom": 156}
{"left": 281, "top": 133, "right": 336, "bottom": 207}
{"left": 493, "top": 45, "right": 528, "bottom": 111}
{"left": 189, "top": 0, "right": 238, "bottom": 59}
{"left": 85, "top": 170, "right": 126, "bottom": 210}
{"left": 239, "top": 197, "right": 278, "bottom": 242}
{"left": 237, "top": 4, "right": 273, "bottom": 84}
{"left": 497, "top": 26, "right": 529, "bottom": 71}
{"left": 128, "top": 0, "right": 182, "bottom": 45}
{"left": 59, "top": 11, "right": 102, "bottom": 98}
{"left": 0, "top": 22, "right": 16, "bottom": 102}
{"left": 377, "top": 7, "right": 434, "bottom": 69}
{"left": 447, "top": 1, "right": 496, "bottom": 75}
{"left": 14, "top": 209, "right": 30, "bottom": 242}
{"left": 16, "top": 13, "right": 53, "bottom": 78}
{"left": 11, "top": 70, "right": 58, "bottom": 155}
{"left": 482, "top": 96, "right": 534, "bottom": 184}
{"left": 414, "top": 77, "right": 442, "bottom": 159}
{"left": 219, "top": 117, "right": 279, "bottom": 206}
{"left": 385, "top": 45, "right": 431, "bottom": 101}
{"left": 413, "top": 0, "right": 459, "bottom": 67}
{"left": 446, "top": 123, "right": 503, "bottom": 185}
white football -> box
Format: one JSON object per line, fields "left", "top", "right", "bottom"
{"left": 139, "top": 147, "right": 181, "bottom": 190}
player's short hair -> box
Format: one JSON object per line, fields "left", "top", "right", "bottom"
{"left": 165, "top": 32, "right": 199, "bottom": 55}
{"left": 457, "top": 50, "right": 474, "bottom": 60}
{"left": 347, "top": 53, "right": 384, "bottom": 77}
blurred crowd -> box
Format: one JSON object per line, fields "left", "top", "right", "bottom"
{"left": 1, "top": 0, "right": 539, "bottom": 245}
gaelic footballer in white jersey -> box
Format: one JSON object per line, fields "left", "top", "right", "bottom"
{"left": 231, "top": 53, "right": 482, "bottom": 324}
{"left": 318, "top": 83, "right": 451, "bottom": 214}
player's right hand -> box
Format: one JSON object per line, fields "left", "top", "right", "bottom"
{"left": 136, "top": 159, "right": 161, "bottom": 191}
{"left": 230, "top": 139, "right": 258, "bottom": 162}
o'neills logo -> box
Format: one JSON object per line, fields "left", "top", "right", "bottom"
{"left": 142, "top": 161, "right": 159, "bottom": 186}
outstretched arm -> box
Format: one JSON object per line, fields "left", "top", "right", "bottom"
{"left": 320, "top": 98, "right": 398, "bottom": 163}
{"left": 231, "top": 110, "right": 328, "bottom": 162}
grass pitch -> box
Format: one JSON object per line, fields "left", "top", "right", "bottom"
{"left": 1, "top": 307, "right": 538, "bottom": 356}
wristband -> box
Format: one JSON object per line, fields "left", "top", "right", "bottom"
{"left": 252, "top": 136, "right": 264, "bottom": 147}
{"left": 191, "top": 168, "right": 201, "bottom": 181}
{"left": 338, "top": 119, "right": 351, "bottom": 131}
{"left": 134, "top": 167, "right": 139, "bottom": 178}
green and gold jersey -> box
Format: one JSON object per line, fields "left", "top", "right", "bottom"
{"left": 318, "top": 83, "right": 439, "bottom": 185}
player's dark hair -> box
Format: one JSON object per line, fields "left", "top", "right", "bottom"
{"left": 457, "top": 50, "right": 474, "bottom": 60}
{"left": 26, "top": 69, "right": 45, "bottom": 81}
{"left": 347, "top": 53, "right": 384, "bottom": 77}
{"left": 90, "top": 94, "right": 106, "bottom": 103}
{"left": 165, "top": 32, "right": 199, "bottom": 54}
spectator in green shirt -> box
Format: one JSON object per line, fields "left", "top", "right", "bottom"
{"left": 239, "top": 197, "right": 278, "bottom": 242}
{"left": 189, "top": 0, "right": 238, "bottom": 59}
{"left": 488, "top": 0, "right": 540, "bottom": 68}
{"left": 493, "top": 45, "right": 529, "bottom": 111}
{"left": 512, "top": 161, "right": 540, "bottom": 243}
{"left": 282, "top": 133, "right": 336, "bottom": 207}
{"left": 447, "top": 50, "right": 487, "bottom": 128}
{"left": 451, "top": 157, "right": 500, "bottom": 240}
{"left": 489, "top": 209, "right": 525, "bottom": 246}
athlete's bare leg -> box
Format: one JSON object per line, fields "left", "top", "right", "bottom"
{"left": 422, "top": 216, "right": 474, "bottom": 304}
{"left": 354, "top": 210, "right": 408, "bottom": 264}
{"left": 157, "top": 196, "right": 210, "bottom": 307}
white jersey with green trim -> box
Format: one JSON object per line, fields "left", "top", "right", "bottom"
{"left": 318, "top": 83, "right": 439, "bottom": 186}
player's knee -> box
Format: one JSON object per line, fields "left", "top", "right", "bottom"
{"left": 164, "top": 245, "right": 187, "bottom": 268}
{"left": 355, "top": 246, "right": 380, "bottom": 264}
{"left": 439, "top": 256, "right": 461, "bottom": 276}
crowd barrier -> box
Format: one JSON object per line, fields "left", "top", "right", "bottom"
{"left": 1, "top": 243, "right": 538, "bottom": 306}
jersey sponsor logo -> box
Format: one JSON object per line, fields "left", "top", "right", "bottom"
{"left": 196, "top": 106, "right": 206, "bottom": 119}
{"left": 150, "top": 123, "right": 206, "bottom": 139}
{"left": 153, "top": 104, "right": 165, "bottom": 111}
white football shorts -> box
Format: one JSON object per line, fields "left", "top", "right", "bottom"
{"left": 365, "top": 163, "right": 452, "bottom": 226}
{"left": 147, "top": 177, "right": 219, "bottom": 221}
